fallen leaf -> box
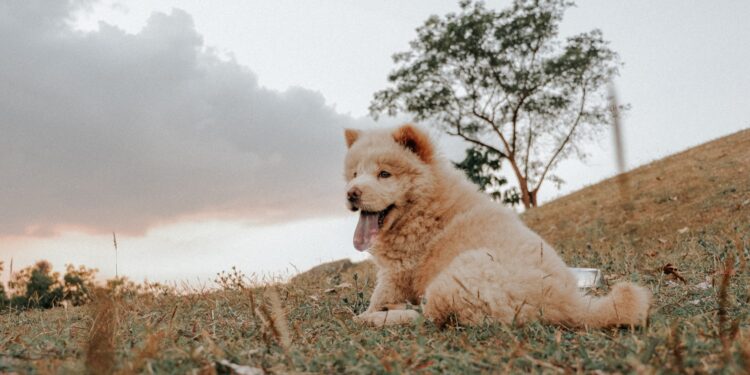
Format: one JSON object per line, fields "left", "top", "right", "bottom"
{"left": 662, "top": 263, "right": 687, "bottom": 284}
{"left": 694, "top": 281, "right": 711, "bottom": 290}
{"left": 658, "top": 238, "right": 668, "bottom": 244}
{"left": 677, "top": 227, "right": 689, "bottom": 234}
{"left": 414, "top": 360, "right": 435, "bottom": 370}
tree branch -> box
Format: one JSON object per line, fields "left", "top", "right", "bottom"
{"left": 513, "top": 36, "right": 543, "bottom": 154}
{"left": 510, "top": 95, "right": 524, "bottom": 155}
{"left": 446, "top": 123, "right": 509, "bottom": 159}
{"left": 470, "top": 107, "right": 514, "bottom": 158}
{"left": 523, "top": 119, "right": 533, "bottom": 179}
{"left": 490, "top": 93, "right": 511, "bottom": 124}
{"left": 534, "top": 84, "right": 588, "bottom": 192}
{"left": 467, "top": 105, "right": 533, "bottom": 207}
{"left": 481, "top": 84, "right": 499, "bottom": 118}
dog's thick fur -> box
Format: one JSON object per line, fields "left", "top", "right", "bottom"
{"left": 344, "top": 124, "right": 651, "bottom": 328}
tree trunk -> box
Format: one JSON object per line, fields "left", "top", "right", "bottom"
{"left": 506, "top": 156, "right": 534, "bottom": 209}
{"left": 529, "top": 189, "right": 538, "bottom": 208}
{"left": 519, "top": 182, "right": 531, "bottom": 209}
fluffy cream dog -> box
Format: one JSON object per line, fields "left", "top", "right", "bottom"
{"left": 343, "top": 124, "right": 651, "bottom": 328}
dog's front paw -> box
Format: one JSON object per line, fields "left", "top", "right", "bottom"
{"left": 355, "top": 310, "right": 421, "bottom": 327}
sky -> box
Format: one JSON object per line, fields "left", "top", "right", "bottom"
{"left": 1, "top": 0, "right": 748, "bottom": 285}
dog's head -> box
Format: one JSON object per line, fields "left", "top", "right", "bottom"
{"left": 343, "top": 124, "right": 435, "bottom": 251}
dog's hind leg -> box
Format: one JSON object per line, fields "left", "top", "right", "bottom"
{"left": 421, "top": 248, "right": 581, "bottom": 326}
{"left": 422, "top": 249, "right": 522, "bottom": 326}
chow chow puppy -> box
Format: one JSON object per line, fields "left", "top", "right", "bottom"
{"left": 343, "top": 124, "right": 651, "bottom": 328}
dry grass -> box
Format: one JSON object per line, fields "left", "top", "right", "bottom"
{"left": 85, "top": 289, "right": 118, "bottom": 374}
{"left": 525, "top": 128, "right": 749, "bottom": 259}
{"left": 1, "top": 129, "right": 748, "bottom": 373}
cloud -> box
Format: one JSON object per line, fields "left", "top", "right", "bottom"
{"left": 0, "top": 0, "right": 372, "bottom": 236}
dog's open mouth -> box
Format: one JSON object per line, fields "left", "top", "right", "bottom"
{"left": 353, "top": 204, "right": 395, "bottom": 251}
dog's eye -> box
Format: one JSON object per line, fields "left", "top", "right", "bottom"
{"left": 378, "top": 171, "right": 392, "bottom": 179}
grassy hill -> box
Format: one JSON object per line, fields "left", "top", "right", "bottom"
{"left": 2, "top": 130, "right": 749, "bottom": 373}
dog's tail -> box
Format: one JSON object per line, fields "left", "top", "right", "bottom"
{"left": 574, "top": 282, "right": 651, "bottom": 328}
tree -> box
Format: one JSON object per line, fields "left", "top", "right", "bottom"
{"left": 21, "top": 261, "right": 63, "bottom": 309}
{"left": 106, "top": 276, "right": 141, "bottom": 297}
{"left": 62, "top": 264, "right": 98, "bottom": 306}
{"left": 5, "top": 261, "right": 100, "bottom": 310}
{"left": 454, "top": 146, "right": 520, "bottom": 205}
{"left": 371, "top": 0, "right": 622, "bottom": 208}
{"left": 8, "top": 262, "right": 33, "bottom": 306}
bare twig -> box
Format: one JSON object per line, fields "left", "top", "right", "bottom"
{"left": 533, "top": 84, "right": 588, "bottom": 192}
{"left": 447, "top": 124, "right": 508, "bottom": 158}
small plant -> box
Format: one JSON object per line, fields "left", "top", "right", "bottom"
{"left": 215, "top": 266, "right": 249, "bottom": 290}
{"left": 341, "top": 273, "right": 370, "bottom": 315}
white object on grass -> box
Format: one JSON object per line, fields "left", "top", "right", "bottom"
{"left": 570, "top": 267, "right": 602, "bottom": 290}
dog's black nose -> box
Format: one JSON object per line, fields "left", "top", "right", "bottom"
{"left": 347, "top": 187, "right": 361, "bottom": 203}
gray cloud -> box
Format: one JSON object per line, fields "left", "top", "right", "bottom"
{"left": 0, "top": 0, "right": 372, "bottom": 236}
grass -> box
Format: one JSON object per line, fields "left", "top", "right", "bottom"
{"left": 1, "top": 129, "right": 749, "bottom": 374}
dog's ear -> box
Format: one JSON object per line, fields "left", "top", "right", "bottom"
{"left": 344, "top": 129, "right": 360, "bottom": 148}
{"left": 392, "top": 124, "right": 434, "bottom": 163}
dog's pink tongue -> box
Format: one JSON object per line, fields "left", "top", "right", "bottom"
{"left": 353, "top": 212, "right": 379, "bottom": 251}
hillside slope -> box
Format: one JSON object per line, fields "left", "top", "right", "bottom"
{"left": 525, "top": 128, "right": 749, "bottom": 276}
